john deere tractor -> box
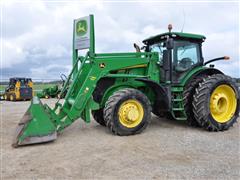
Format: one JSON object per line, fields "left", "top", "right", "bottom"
{"left": 37, "top": 74, "right": 68, "bottom": 99}
{"left": 13, "top": 15, "right": 239, "bottom": 147}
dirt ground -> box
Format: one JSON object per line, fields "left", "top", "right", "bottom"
{"left": 1, "top": 99, "right": 240, "bottom": 179}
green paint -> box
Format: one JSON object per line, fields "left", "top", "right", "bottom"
{"left": 143, "top": 32, "right": 206, "bottom": 44}
{"left": 14, "top": 14, "right": 227, "bottom": 147}
{"left": 179, "top": 66, "right": 206, "bottom": 86}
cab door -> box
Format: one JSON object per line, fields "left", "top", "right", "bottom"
{"left": 172, "top": 40, "right": 203, "bottom": 83}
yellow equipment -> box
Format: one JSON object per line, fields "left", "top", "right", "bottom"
{"left": 4, "top": 78, "right": 33, "bottom": 101}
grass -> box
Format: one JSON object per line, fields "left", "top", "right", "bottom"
{"left": 0, "top": 83, "right": 58, "bottom": 92}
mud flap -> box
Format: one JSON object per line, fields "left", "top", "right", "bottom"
{"left": 12, "top": 97, "right": 57, "bottom": 148}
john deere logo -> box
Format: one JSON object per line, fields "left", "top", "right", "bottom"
{"left": 76, "top": 20, "right": 88, "bottom": 36}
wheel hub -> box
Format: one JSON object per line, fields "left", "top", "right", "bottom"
{"left": 211, "top": 93, "right": 228, "bottom": 114}
{"left": 118, "top": 99, "right": 144, "bottom": 128}
{"left": 210, "top": 84, "right": 237, "bottom": 123}
{"left": 122, "top": 105, "right": 139, "bottom": 121}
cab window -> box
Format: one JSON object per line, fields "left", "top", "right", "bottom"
{"left": 173, "top": 41, "right": 200, "bottom": 72}
{"left": 149, "top": 42, "right": 166, "bottom": 64}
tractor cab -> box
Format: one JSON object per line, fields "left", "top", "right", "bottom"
{"left": 143, "top": 27, "right": 206, "bottom": 83}
{"left": 8, "top": 78, "right": 32, "bottom": 89}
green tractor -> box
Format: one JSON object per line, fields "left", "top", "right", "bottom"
{"left": 37, "top": 74, "right": 68, "bottom": 99}
{"left": 13, "top": 15, "right": 239, "bottom": 147}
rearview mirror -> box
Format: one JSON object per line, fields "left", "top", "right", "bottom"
{"left": 163, "top": 50, "right": 170, "bottom": 70}
{"left": 166, "top": 38, "right": 174, "bottom": 49}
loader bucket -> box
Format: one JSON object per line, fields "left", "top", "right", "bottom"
{"left": 12, "top": 97, "right": 57, "bottom": 148}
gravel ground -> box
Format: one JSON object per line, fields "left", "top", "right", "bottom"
{"left": 1, "top": 99, "right": 240, "bottom": 179}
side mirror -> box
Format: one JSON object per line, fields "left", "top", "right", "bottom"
{"left": 162, "top": 49, "right": 172, "bottom": 82}
{"left": 163, "top": 50, "right": 170, "bottom": 70}
{"left": 133, "top": 43, "right": 141, "bottom": 52}
{"left": 166, "top": 38, "right": 174, "bottom": 49}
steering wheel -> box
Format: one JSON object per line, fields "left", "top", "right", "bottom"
{"left": 176, "top": 58, "right": 194, "bottom": 72}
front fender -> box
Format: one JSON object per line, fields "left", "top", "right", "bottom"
{"left": 135, "top": 78, "right": 170, "bottom": 110}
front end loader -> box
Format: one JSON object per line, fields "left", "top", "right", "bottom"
{"left": 13, "top": 15, "right": 239, "bottom": 147}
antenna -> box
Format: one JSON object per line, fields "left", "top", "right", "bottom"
{"left": 181, "top": 9, "right": 186, "bottom": 32}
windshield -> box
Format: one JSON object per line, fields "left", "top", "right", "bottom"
{"left": 149, "top": 42, "right": 166, "bottom": 63}
{"left": 149, "top": 40, "right": 201, "bottom": 72}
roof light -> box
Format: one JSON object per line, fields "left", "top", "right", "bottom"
{"left": 168, "top": 24, "right": 172, "bottom": 33}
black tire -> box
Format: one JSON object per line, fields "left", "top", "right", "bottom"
{"left": 10, "top": 94, "right": 16, "bottom": 101}
{"left": 103, "top": 88, "right": 151, "bottom": 136}
{"left": 92, "top": 109, "right": 106, "bottom": 126}
{"left": 183, "top": 74, "right": 208, "bottom": 127}
{"left": 193, "top": 74, "right": 239, "bottom": 131}
{"left": 4, "top": 94, "right": 9, "bottom": 101}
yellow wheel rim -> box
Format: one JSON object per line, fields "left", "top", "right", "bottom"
{"left": 210, "top": 84, "right": 237, "bottom": 123}
{"left": 118, "top": 99, "right": 144, "bottom": 128}
{"left": 10, "top": 95, "right": 14, "bottom": 101}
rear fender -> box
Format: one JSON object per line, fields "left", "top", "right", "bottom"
{"left": 182, "top": 68, "right": 223, "bottom": 87}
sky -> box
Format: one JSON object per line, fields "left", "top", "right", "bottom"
{"left": 1, "top": 0, "right": 239, "bottom": 81}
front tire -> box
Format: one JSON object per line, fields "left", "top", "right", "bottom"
{"left": 4, "top": 94, "right": 8, "bottom": 101}
{"left": 104, "top": 88, "right": 151, "bottom": 136}
{"left": 10, "top": 94, "right": 16, "bottom": 101}
{"left": 193, "top": 74, "right": 239, "bottom": 131}
{"left": 92, "top": 109, "right": 106, "bottom": 126}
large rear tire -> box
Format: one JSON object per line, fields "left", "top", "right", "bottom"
{"left": 193, "top": 74, "right": 239, "bottom": 131}
{"left": 92, "top": 109, "right": 106, "bottom": 126}
{"left": 183, "top": 74, "right": 208, "bottom": 127}
{"left": 104, "top": 88, "right": 151, "bottom": 136}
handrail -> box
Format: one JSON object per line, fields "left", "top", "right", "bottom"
{"left": 56, "top": 52, "right": 89, "bottom": 103}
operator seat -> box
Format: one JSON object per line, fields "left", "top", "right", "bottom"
{"left": 176, "top": 58, "right": 193, "bottom": 72}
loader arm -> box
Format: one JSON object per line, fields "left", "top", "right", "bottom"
{"left": 13, "top": 51, "right": 155, "bottom": 147}
{"left": 54, "top": 52, "right": 151, "bottom": 131}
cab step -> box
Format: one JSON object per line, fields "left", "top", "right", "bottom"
{"left": 172, "top": 98, "right": 183, "bottom": 102}
{"left": 172, "top": 108, "right": 184, "bottom": 111}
